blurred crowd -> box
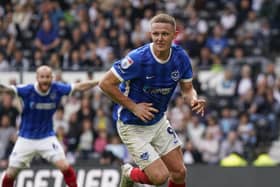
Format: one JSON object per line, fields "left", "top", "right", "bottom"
{"left": 1, "top": 0, "right": 280, "bottom": 167}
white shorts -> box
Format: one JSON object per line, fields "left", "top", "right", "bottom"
{"left": 117, "top": 116, "right": 182, "bottom": 169}
{"left": 9, "top": 136, "right": 65, "bottom": 168}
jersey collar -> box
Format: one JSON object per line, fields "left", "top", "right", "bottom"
{"left": 150, "top": 43, "right": 172, "bottom": 64}
{"left": 34, "top": 82, "right": 51, "bottom": 96}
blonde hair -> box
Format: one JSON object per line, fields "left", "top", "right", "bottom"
{"left": 150, "top": 13, "right": 176, "bottom": 30}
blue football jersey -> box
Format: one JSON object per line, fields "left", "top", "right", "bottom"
{"left": 11, "top": 82, "right": 73, "bottom": 139}
{"left": 112, "top": 43, "right": 193, "bottom": 126}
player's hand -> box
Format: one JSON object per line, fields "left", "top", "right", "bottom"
{"left": 132, "top": 103, "right": 159, "bottom": 123}
{"left": 191, "top": 99, "right": 206, "bottom": 116}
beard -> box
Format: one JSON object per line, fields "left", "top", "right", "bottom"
{"left": 38, "top": 82, "right": 51, "bottom": 92}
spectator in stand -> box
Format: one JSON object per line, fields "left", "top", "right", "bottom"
{"left": 206, "top": 24, "right": 228, "bottom": 56}
{"left": 197, "top": 47, "right": 213, "bottom": 69}
{"left": 168, "top": 95, "right": 190, "bottom": 135}
{"left": 80, "top": 21, "right": 93, "bottom": 44}
{"left": 93, "top": 108, "right": 110, "bottom": 132}
{"left": 94, "top": 129, "right": 108, "bottom": 154}
{"left": 187, "top": 115, "right": 206, "bottom": 145}
{"left": 219, "top": 131, "right": 244, "bottom": 160}
{"left": 10, "top": 49, "right": 29, "bottom": 71}
{"left": 185, "top": 9, "right": 208, "bottom": 37}
{"left": 183, "top": 139, "right": 202, "bottom": 164}
{"left": 215, "top": 68, "right": 237, "bottom": 97}
{"left": 59, "top": 39, "right": 72, "bottom": 69}
{"left": 34, "top": 18, "right": 60, "bottom": 54}
{"left": 66, "top": 112, "right": 81, "bottom": 162}
{"left": 219, "top": 108, "right": 238, "bottom": 138}
{"left": 197, "top": 131, "right": 219, "bottom": 164}
{"left": 240, "top": 11, "right": 261, "bottom": 43}
{"left": 236, "top": 0, "right": 252, "bottom": 26}
{"left": 0, "top": 115, "right": 16, "bottom": 163}
{"left": 131, "top": 23, "right": 147, "bottom": 47}
{"left": 70, "top": 50, "right": 83, "bottom": 71}
{"left": 0, "top": 93, "right": 19, "bottom": 127}
{"left": 84, "top": 50, "right": 104, "bottom": 70}
{"left": 53, "top": 106, "right": 69, "bottom": 134}
{"left": 205, "top": 115, "right": 222, "bottom": 141}
{"left": 106, "top": 135, "right": 129, "bottom": 162}
{"left": 237, "top": 112, "right": 256, "bottom": 146}
{"left": 237, "top": 64, "right": 253, "bottom": 97}
{"left": 78, "top": 119, "right": 94, "bottom": 160}
{"left": 220, "top": 3, "right": 237, "bottom": 35}
{"left": 77, "top": 96, "right": 95, "bottom": 122}
{"left": 0, "top": 51, "right": 9, "bottom": 71}
{"left": 31, "top": 50, "right": 45, "bottom": 69}
{"left": 12, "top": 4, "right": 33, "bottom": 34}
{"left": 49, "top": 53, "right": 61, "bottom": 70}
{"left": 96, "top": 37, "right": 113, "bottom": 67}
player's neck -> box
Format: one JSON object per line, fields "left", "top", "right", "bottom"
{"left": 35, "top": 82, "right": 51, "bottom": 96}
{"left": 151, "top": 44, "right": 171, "bottom": 63}
{"left": 154, "top": 50, "right": 170, "bottom": 61}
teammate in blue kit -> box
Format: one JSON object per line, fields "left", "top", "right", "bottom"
{"left": 0, "top": 65, "right": 98, "bottom": 187}
{"left": 99, "top": 14, "right": 206, "bottom": 187}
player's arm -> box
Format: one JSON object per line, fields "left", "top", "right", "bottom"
{"left": 99, "top": 70, "right": 158, "bottom": 122}
{"left": 180, "top": 81, "right": 206, "bottom": 116}
{"left": 72, "top": 79, "right": 99, "bottom": 92}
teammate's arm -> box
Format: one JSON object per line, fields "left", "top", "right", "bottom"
{"left": 99, "top": 70, "right": 158, "bottom": 122}
{"left": 180, "top": 81, "right": 206, "bottom": 116}
{"left": 72, "top": 80, "right": 99, "bottom": 92}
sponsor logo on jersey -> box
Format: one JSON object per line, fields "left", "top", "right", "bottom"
{"left": 171, "top": 70, "right": 180, "bottom": 81}
{"left": 29, "top": 102, "right": 56, "bottom": 110}
{"left": 120, "top": 57, "right": 134, "bottom": 69}
{"left": 143, "top": 86, "right": 172, "bottom": 95}
{"left": 50, "top": 92, "right": 56, "bottom": 100}
{"left": 145, "top": 75, "right": 155, "bottom": 80}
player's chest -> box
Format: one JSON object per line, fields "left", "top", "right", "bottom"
{"left": 140, "top": 65, "right": 181, "bottom": 86}
{"left": 25, "top": 91, "right": 60, "bottom": 110}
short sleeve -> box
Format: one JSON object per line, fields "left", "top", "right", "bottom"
{"left": 111, "top": 52, "right": 141, "bottom": 82}
{"left": 180, "top": 51, "right": 193, "bottom": 82}
{"left": 14, "top": 84, "right": 31, "bottom": 98}
{"left": 55, "top": 82, "right": 73, "bottom": 96}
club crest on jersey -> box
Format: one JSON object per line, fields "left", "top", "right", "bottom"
{"left": 171, "top": 70, "right": 180, "bottom": 81}
{"left": 50, "top": 92, "right": 56, "bottom": 100}
{"left": 120, "top": 57, "right": 134, "bottom": 69}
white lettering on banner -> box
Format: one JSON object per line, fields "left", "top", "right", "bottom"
{"left": 77, "top": 169, "right": 86, "bottom": 187}
{"left": 17, "top": 170, "right": 34, "bottom": 187}
{"left": 34, "top": 170, "right": 50, "bottom": 187}
{"left": 101, "top": 169, "right": 119, "bottom": 187}
{"left": 8, "top": 168, "right": 120, "bottom": 187}
{"left": 52, "top": 170, "right": 63, "bottom": 187}
{"left": 85, "top": 169, "right": 102, "bottom": 187}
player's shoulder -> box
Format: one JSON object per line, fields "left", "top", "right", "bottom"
{"left": 17, "top": 83, "right": 34, "bottom": 90}
{"left": 172, "top": 44, "right": 189, "bottom": 56}
{"left": 127, "top": 43, "right": 150, "bottom": 61}
{"left": 14, "top": 83, "right": 34, "bottom": 96}
{"left": 172, "top": 44, "right": 191, "bottom": 61}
